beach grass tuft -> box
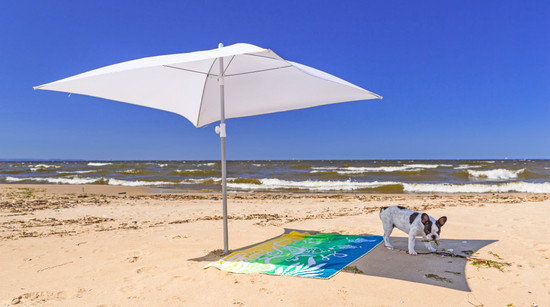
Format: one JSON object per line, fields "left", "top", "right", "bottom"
{"left": 425, "top": 273, "right": 453, "bottom": 283}
{"left": 342, "top": 265, "right": 363, "bottom": 274}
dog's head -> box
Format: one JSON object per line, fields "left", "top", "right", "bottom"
{"left": 421, "top": 213, "right": 447, "bottom": 241}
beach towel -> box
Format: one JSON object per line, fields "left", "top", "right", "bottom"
{"left": 204, "top": 231, "right": 383, "bottom": 279}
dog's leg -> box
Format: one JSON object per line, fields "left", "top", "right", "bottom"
{"left": 408, "top": 232, "right": 417, "bottom": 256}
{"left": 382, "top": 222, "right": 394, "bottom": 249}
{"left": 424, "top": 241, "right": 437, "bottom": 252}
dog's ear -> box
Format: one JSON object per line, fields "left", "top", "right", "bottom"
{"left": 421, "top": 213, "right": 429, "bottom": 225}
{"left": 437, "top": 216, "right": 447, "bottom": 227}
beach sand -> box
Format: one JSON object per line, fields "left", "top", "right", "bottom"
{"left": 1, "top": 184, "right": 549, "bottom": 306}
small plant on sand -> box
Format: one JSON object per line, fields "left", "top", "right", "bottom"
{"left": 461, "top": 250, "right": 475, "bottom": 256}
{"left": 342, "top": 265, "right": 363, "bottom": 274}
{"left": 471, "top": 258, "right": 510, "bottom": 272}
{"left": 397, "top": 247, "right": 511, "bottom": 272}
{"left": 425, "top": 273, "right": 453, "bottom": 283}
{"left": 17, "top": 187, "right": 36, "bottom": 198}
{"left": 469, "top": 250, "right": 511, "bottom": 271}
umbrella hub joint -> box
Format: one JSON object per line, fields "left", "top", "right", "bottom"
{"left": 215, "top": 123, "right": 226, "bottom": 138}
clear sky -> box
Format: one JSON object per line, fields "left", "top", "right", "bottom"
{"left": 0, "top": 1, "right": 548, "bottom": 160}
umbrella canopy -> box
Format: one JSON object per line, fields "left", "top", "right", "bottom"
{"left": 35, "top": 43, "right": 382, "bottom": 253}
{"left": 35, "top": 43, "right": 381, "bottom": 127}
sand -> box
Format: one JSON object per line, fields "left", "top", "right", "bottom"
{"left": 1, "top": 184, "right": 549, "bottom": 306}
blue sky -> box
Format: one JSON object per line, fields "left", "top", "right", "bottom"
{"left": 0, "top": 1, "right": 548, "bottom": 160}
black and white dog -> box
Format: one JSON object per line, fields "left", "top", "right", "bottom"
{"left": 379, "top": 206, "right": 447, "bottom": 255}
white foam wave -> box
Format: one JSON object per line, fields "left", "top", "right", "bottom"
{"left": 311, "top": 163, "right": 439, "bottom": 174}
{"left": 181, "top": 177, "right": 222, "bottom": 184}
{"left": 467, "top": 169, "right": 525, "bottom": 180}
{"left": 173, "top": 169, "right": 214, "bottom": 174}
{"left": 88, "top": 162, "right": 112, "bottom": 166}
{"left": 403, "top": 182, "right": 550, "bottom": 193}
{"left": 227, "top": 178, "right": 400, "bottom": 191}
{"left": 57, "top": 170, "right": 96, "bottom": 174}
{"left": 204, "top": 177, "right": 550, "bottom": 193}
{"left": 6, "top": 176, "right": 99, "bottom": 184}
{"left": 5, "top": 176, "right": 180, "bottom": 186}
{"left": 107, "top": 178, "right": 176, "bottom": 186}
{"left": 198, "top": 163, "right": 216, "bottom": 167}
{"left": 454, "top": 164, "right": 483, "bottom": 170}
{"left": 29, "top": 164, "right": 60, "bottom": 171}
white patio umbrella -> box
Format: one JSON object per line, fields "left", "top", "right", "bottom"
{"left": 35, "top": 43, "right": 381, "bottom": 253}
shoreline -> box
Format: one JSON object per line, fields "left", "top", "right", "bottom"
{"left": 2, "top": 183, "right": 550, "bottom": 197}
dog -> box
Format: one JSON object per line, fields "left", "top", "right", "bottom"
{"left": 379, "top": 206, "right": 447, "bottom": 255}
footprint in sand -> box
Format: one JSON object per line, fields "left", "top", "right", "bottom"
{"left": 136, "top": 266, "right": 158, "bottom": 274}
{"left": 11, "top": 288, "right": 88, "bottom": 305}
{"left": 119, "top": 285, "right": 136, "bottom": 293}
{"left": 168, "top": 296, "right": 186, "bottom": 304}
{"left": 123, "top": 256, "right": 140, "bottom": 263}
{"left": 497, "top": 281, "right": 528, "bottom": 292}
{"left": 11, "top": 291, "right": 66, "bottom": 305}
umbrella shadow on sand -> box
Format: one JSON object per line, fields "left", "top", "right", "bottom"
{"left": 188, "top": 228, "right": 326, "bottom": 262}
{"left": 354, "top": 236, "right": 498, "bottom": 292}
{"left": 191, "top": 228, "right": 496, "bottom": 292}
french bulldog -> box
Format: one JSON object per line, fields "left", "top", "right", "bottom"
{"left": 379, "top": 205, "right": 447, "bottom": 255}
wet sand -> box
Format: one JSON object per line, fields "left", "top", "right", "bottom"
{"left": 1, "top": 184, "right": 549, "bottom": 306}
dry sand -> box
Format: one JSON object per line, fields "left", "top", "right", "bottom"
{"left": 1, "top": 184, "right": 549, "bottom": 306}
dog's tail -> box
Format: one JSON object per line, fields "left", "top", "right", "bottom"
{"left": 379, "top": 206, "right": 388, "bottom": 217}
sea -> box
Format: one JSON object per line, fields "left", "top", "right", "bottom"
{"left": 1, "top": 160, "right": 550, "bottom": 193}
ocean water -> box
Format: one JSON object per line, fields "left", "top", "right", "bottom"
{"left": 1, "top": 160, "right": 550, "bottom": 193}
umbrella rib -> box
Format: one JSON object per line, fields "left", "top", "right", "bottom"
{"left": 223, "top": 55, "right": 236, "bottom": 76}
{"left": 242, "top": 52, "right": 281, "bottom": 61}
{"left": 225, "top": 65, "right": 293, "bottom": 77}
{"left": 195, "top": 58, "right": 218, "bottom": 126}
{"left": 163, "top": 65, "right": 215, "bottom": 76}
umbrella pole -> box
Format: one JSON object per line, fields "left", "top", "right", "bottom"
{"left": 218, "top": 43, "right": 229, "bottom": 255}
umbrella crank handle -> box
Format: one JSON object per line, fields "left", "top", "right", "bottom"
{"left": 215, "top": 124, "right": 226, "bottom": 138}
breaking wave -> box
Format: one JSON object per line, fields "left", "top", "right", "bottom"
{"left": 227, "top": 178, "right": 401, "bottom": 191}
{"left": 4, "top": 176, "right": 179, "bottom": 186}
{"left": 88, "top": 162, "right": 112, "bottom": 166}
{"left": 29, "top": 164, "right": 60, "bottom": 172}
{"left": 311, "top": 164, "right": 442, "bottom": 174}
{"left": 106, "top": 178, "right": 178, "bottom": 186}
{"left": 198, "top": 162, "right": 217, "bottom": 167}
{"left": 184, "top": 177, "right": 550, "bottom": 193}
{"left": 402, "top": 182, "right": 550, "bottom": 193}
{"left": 170, "top": 169, "right": 219, "bottom": 176}
{"left": 454, "top": 164, "right": 483, "bottom": 170}
{"left": 6, "top": 176, "right": 99, "bottom": 184}
{"left": 467, "top": 169, "right": 525, "bottom": 180}
{"left": 116, "top": 169, "right": 145, "bottom": 175}
{"left": 57, "top": 170, "right": 97, "bottom": 174}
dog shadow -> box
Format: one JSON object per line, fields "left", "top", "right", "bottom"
{"left": 355, "top": 236, "right": 497, "bottom": 292}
